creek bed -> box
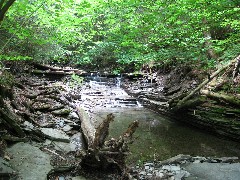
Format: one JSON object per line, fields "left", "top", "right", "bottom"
{"left": 81, "top": 77, "right": 240, "bottom": 165}
{"left": 93, "top": 107, "right": 240, "bottom": 164}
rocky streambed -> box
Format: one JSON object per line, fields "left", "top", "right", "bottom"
{"left": 1, "top": 64, "right": 240, "bottom": 179}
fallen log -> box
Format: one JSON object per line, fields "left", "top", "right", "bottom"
{"left": 174, "top": 55, "right": 240, "bottom": 109}
{"left": 76, "top": 106, "right": 139, "bottom": 174}
{"left": 169, "top": 96, "right": 206, "bottom": 112}
{"left": 201, "top": 89, "right": 240, "bottom": 107}
{"left": 76, "top": 106, "right": 95, "bottom": 147}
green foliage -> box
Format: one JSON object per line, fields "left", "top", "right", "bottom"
{"left": 0, "top": 55, "right": 32, "bottom": 61}
{"left": 79, "top": 42, "right": 118, "bottom": 69}
{"left": 70, "top": 73, "right": 84, "bottom": 87}
{"left": 0, "top": 0, "right": 239, "bottom": 71}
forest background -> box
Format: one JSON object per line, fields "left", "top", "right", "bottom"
{"left": 0, "top": 0, "right": 239, "bottom": 74}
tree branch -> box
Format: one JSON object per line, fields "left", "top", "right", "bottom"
{"left": 0, "top": 0, "right": 16, "bottom": 22}
{"left": 173, "top": 55, "right": 240, "bottom": 109}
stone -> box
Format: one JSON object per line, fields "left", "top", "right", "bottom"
{"left": 0, "top": 157, "right": 17, "bottom": 178}
{"left": 69, "top": 112, "right": 79, "bottom": 120}
{"left": 145, "top": 162, "right": 154, "bottom": 166}
{"left": 147, "top": 173, "right": 152, "bottom": 176}
{"left": 162, "top": 165, "right": 181, "bottom": 172}
{"left": 52, "top": 108, "right": 71, "bottom": 116}
{"left": 162, "top": 165, "right": 171, "bottom": 171}
{"left": 40, "top": 128, "right": 70, "bottom": 142}
{"left": 160, "top": 154, "right": 192, "bottom": 165}
{"left": 23, "top": 121, "right": 34, "bottom": 130}
{"left": 32, "top": 102, "right": 51, "bottom": 111}
{"left": 174, "top": 171, "right": 187, "bottom": 180}
{"left": 52, "top": 141, "right": 72, "bottom": 153}
{"left": 6, "top": 142, "right": 53, "bottom": 180}
{"left": 184, "top": 162, "right": 240, "bottom": 180}
{"left": 193, "top": 160, "right": 201, "bottom": 163}
{"left": 139, "top": 171, "right": 146, "bottom": 176}
{"left": 72, "top": 176, "right": 87, "bottom": 180}
{"left": 218, "top": 157, "right": 238, "bottom": 163}
{"left": 155, "top": 172, "right": 165, "bottom": 178}
{"left": 62, "top": 125, "right": 72, "bottom": 132}
{"left": 145, "top": 165, "right": 150, "bottom": 170}
{"left": 70, "top": 133, "right": 86, "bottom": 151}
{"left": 49, "top": 103, "right": 65, "bottom": 111}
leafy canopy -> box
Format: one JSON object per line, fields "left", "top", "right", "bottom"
{"left": 0, "top": 0, "right": 239, "bottom": 71}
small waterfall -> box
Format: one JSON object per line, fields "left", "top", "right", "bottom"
{"left": 116, "top": 77, "right": 121, "bottom": 87}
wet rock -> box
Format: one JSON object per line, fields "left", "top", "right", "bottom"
{"left": 62, "top": 125, "right": 72, "bottom": 132}
{"left": 58, "top": 176, "right": 65, "bottom": 180}
{"left": 217, "top": 157, "right": 238, "bottom": 163}
{"left": 192, "top": 156, "right": 207, "bottom": 163}
{"left": 43, "top": 139, "right": 71, "bottom": 152}
{"left": 0, "top": 157, "right": 17, "bottom": 178}
{"left": 184, "top": 162, "right": 240, "bottom": 180}
{"left": 49, "top": 103, "right": 65, "bottom": 111}
{"left": 68, "top": 112, "right": 79, "bottom": 120}
{"left": 159, "top": 154, "right": 192, "bottom": 165}
{"left": 7, "top": 142, "right": 53, "bottom": 180}
{"left": 41, "top": 128, "right": 70, "bottom": 142}
{"left": 175, "top": 171, "right": 190, "bottom": 179}
{"left": 24, "top": 93, "right": 38, "bottom": 99}
{"left": 162, "top": 165, "right": 181, "bottom": 172}
{"left": 72, "top": 176, "right": 87, "bottom": 180}
{"left": 32, "top": 102, "right": 51, "bottom": 111}
{"left": 22, "top": 121, "right": 34, "bottom": 130}
{"left": 70, "top": 133, "right": 86, "bottom": 151}
{"left": 52, "top": 109, "right": 71, "bottom": 116}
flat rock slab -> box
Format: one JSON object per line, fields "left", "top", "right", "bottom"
{"left": 184, "top": 162, "right": 240, "bottom": 180}
{"left": 41, "top": 128, "right": 70, "bottom": 142}
{"left": 72, "top": 176, "right": 87, "bottom": 180}
{"left": 0, "top": 157, "right": 17, "bottom": 179}
{"left": 6, "top": 142, "right": 53, "bottom": 180}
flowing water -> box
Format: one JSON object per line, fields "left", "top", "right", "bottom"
{"left": 81, "top": 76, "right": 240, "bottom": 165}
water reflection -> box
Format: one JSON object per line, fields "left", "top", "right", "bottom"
{"left": 94, "top": 108, "right": 240, "bottom": 164}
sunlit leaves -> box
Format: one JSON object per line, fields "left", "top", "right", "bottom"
{"left": 0, "top": 0, "right": 239, "bottom": 69}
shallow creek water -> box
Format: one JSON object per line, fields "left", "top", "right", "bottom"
{"left": 81, "top": 77, "right": 240, "bottom": 165}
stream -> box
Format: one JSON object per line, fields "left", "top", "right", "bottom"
{"left": 80, "top": 76, "right": 240, "bottom": 165}
{"left": 2, "top": 72, "right": 240, "bottom": 180}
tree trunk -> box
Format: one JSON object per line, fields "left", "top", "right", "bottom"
{"left": 173, "top": 55, "right": 240, "bottom": 109}
{"left": 0, "top": 0, "right": 16, "bottom": 23}
{"left": 202, "top": 17, "right": 218, "bottom": 60}
{"left": 201, "top": 89, "right": 240, "bottom": 107}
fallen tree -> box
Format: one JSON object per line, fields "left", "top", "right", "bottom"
{"left": 201, "top": 89, "right": 240, "bottom": 107}
{"left": 77, "top": 106, "right": 139, "bottom": 175}
{"left": 171, "top": 55, "right": 240, "bottom": 110}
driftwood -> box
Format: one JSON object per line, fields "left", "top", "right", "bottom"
{"left": 93, "top": 113, "right": 115, "bottom": 149}
{"left": 76, "top": 106, "right": 139, "bottom": 173}
{"left": 174, "top": 55, "right": 240, "bottom": 109}
{"left": 76, "top": 106, "right": 95, "bottom": 147}
{"left": 201, "top": 89, "right": 240, "bottom": 107}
